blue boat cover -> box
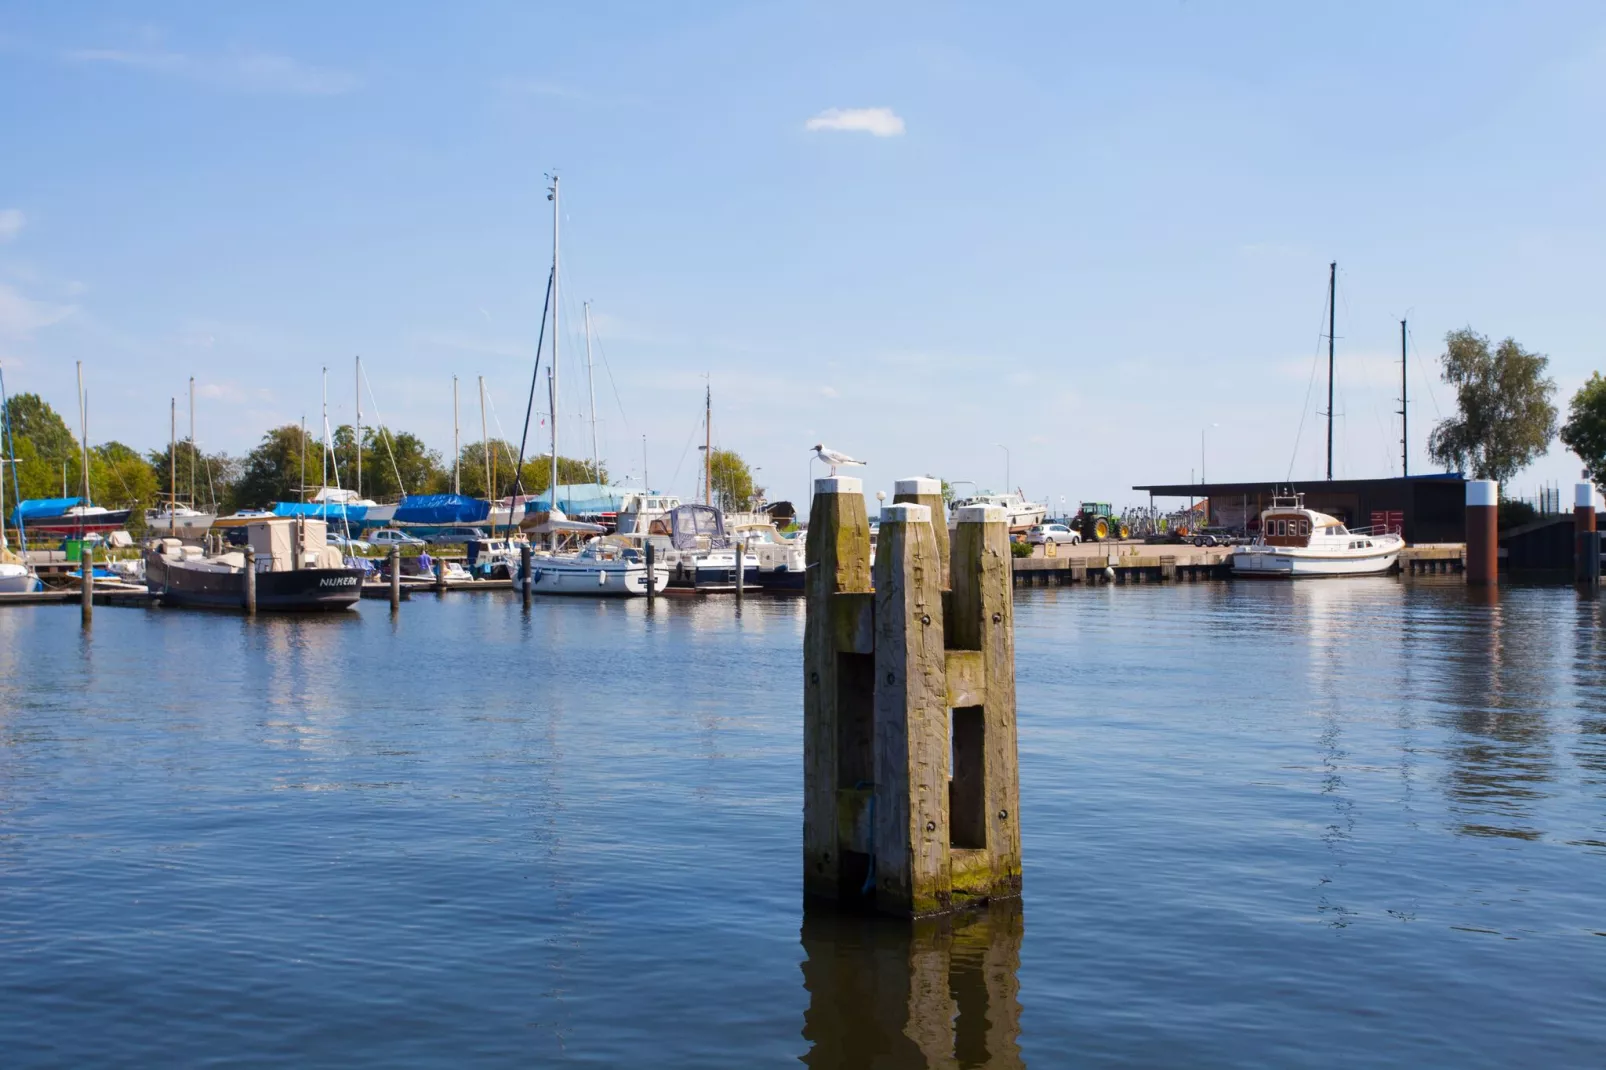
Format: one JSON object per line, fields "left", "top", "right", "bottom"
{"left": 527, "top": 483, "right": 629, "bottom": 516}
{"left": 393, "top": 493, "right": 489, "bottom": 525}
{"left": 272, "top": 502, "right": 371, "bottom": 524}
{"left": 11, "top": 497, "right": 81, "bottom": 526}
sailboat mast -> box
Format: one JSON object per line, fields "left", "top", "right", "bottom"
{"left": 550, "top": 174, "right": 560, "bottom": 512}
{"left": 169, "top": 396, "right": 177, "bottom": 534}
{"left": 1400, "top": 319, "right": 1408, "bottom": 478}
{"left": 187, "top": 374, "right": 195, "bottom": 507}
{"left": 547, "top": 366, "right": 557, "bottom": 513}
{"left": 584, "top": 301, "right": 599, "bottom": 485}
{"left": 76, "top": 361, "right": 88, "bottom": 538}
{"left": 704, "top": 383, "right": 712, "bottom": 507}
{"left": 479, "top": 376, "right": 491, "bottom": 500}
{"left": 322, "top": 367, "right": 330, "bottom": 494}
{"left": 452, "top": 375, "right": 460, "bottom": 495}
{"left": 299, "top": 415, "right": 307, "bottom": 502}
{"left": 355, "top": 356, "right": 362, "bottom": 498}
{"left": 1326, "top": 261, "right": 1336, "bottom": 482}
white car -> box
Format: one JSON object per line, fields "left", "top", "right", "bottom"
{"left": 1026, "top": 523, "right": 1081, "bottom": 546}
{"left": 367, "top": 529, "right": 425, "bottom": 548}
{"left": 329, "top": 533, "right": 372, "bottom": 552}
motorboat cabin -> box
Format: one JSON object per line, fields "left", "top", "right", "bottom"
{"left": 1231, "top": 495, "right": 1403, "bottom": 577}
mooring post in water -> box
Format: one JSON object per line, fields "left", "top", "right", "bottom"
{"left": 803, "top": 480, "right": 1021, "bottom": 919}
{"left": 435, "top": 556, "right": 446, "bottom": 594}
{"left": 1466, "top": 480, "right": 1498, "bottom": 586}
{"left": 389, "top": 546, "right": 401, "bottom": 611}
{"left": 644, "top": 541, "right": 656, "bottom": 605}
{"left": 892, "top": 476, "right": 949, "bottom": 585}
{"left": 244, "top": 545, "right": 257, "bottom": 615}
{"left": 1576, "top": 482, "right": 1599, "bottom": 586}
{"left": 735, "top": 537, "right": 746, "bottom": 603}
{"left": 520, "top": 543, "right": 533, "bottom": 608}
{"left": 79, "top": 544, "right": 93, "bottom": 627}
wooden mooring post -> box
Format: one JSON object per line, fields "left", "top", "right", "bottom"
{"left": 520, "top": 543, "right": 534, "bottom": 608}
{"left": 435, "top": 556, "right": 447, "bottom": 594}
{"left": 244, "top": 545, "right": 257, "bottom": 615}
{"left": 644, "top": 542, "right": 656, "bottom": 605}
{"left": 389, "top": 546, "right": 402, "bottom": 612}
{"left": 79, "top": 544, "right": 93, "bottom": 627}
{"left": 804, "top": 478, "right": 1021, "bottom": 919}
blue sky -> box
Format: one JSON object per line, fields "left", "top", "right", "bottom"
{"left": 2, "top": 2, "right": 1603, "bottom": 510}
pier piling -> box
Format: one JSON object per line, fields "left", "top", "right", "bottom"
{"left": 435, "top": 557, "right": 446, "bottom": 594}
{"left": 644, "top": 542, "right": 656, "bottom": 605}
{"left": 804, "top": 479, "right": 1020, "bottom": 919}
{"left": 389, "top": 547, "right": 401, "bottom": 612}
{"left": 735, "top": 538, "right": 746, "bottom": 603}
{"left": 1466, "top": 480, "right": 1498, "bottom": 586}
{"left": 891, "top": 477, "right": 949, "bottom": 583}
{"left": 79, "top": 545, "right": 92, "bottom": 627}
{"left": 244, "top": 546, "right": 257, "bottom": 615}
{"left": 1576, "top": 483, "right": 1599, "bottom": 587}
{"left": 521, "top": 544, "right": 533, "bottom": 608}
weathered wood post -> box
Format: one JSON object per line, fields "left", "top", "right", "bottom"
{"left": 892, "top": 477, "right": 949, "bottom": 584}
{"left": 1466, "top": 479, "right": 1498, "bottom": 586}
{"left": 735, "top": 537, "right": 746, "bottom": 603}
{"left": 435, "top": 555, "right": 447, "bottom": 593}
{"left": 803, "top": 481, "right": 1021, "bottom": 919}
{"left": 1576, "top": 482, "right": 1599, "bottom": 586}
{"left": 243, "top": 545, "right": 257, "bottom": 615}
{"left": 520, "top": 543, "right": 533, "bottom": 608}
{"left": 80, "top": 544, "right": 93, "bottom": 627}
{"left": 389, "top": 546, "right": 401, "bottom": 612}
{"left": 644, "top": 541, "right": 656, "bottom": 605}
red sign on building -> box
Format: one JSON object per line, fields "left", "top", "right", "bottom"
{"left": 1370, "top": 510, "right": 1404, "bottom": 535}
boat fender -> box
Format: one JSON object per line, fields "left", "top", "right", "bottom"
{"left": 1104, "top": 566, "right": 1116, "bottom": 580}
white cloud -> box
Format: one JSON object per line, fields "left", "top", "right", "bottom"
{"left": 0, "top": 209, "right": 23, "bottom": 242}
{"left": 820, "top": 386, "right": 839, "bottom": 398}
{"left": 0, "top": 284, "right": 74, "bottom": 340}
{"left": 804, "top": 106, "right": 905, "bottom": 137}
{"left": 65, "top": 47, "right": 358, "bottom": 95}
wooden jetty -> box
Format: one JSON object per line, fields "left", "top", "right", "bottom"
{"left": 1009, "top": 541, "right": 1465, "bottom": 585}
{"left": 0, "top": 584, "right": 154, "bottom": 607}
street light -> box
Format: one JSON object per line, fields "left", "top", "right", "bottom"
{"left": 994, "top": 443, "right": 1010, "bottom": 492}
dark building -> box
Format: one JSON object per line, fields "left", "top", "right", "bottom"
{"left": 1133, "top": 474, "right": 1467, "bottom": 544}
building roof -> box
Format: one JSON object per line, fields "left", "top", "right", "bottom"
{"left": 1133, "top": 474, "right": 1464, "bottom": 497}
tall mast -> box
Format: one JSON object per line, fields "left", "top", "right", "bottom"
{"left": 355, "top": 356, "right": 362, "bottom": 498}
{"left": 643, "top": 434, "right": 648, "bottom": 493}
{"left": 169, "top": 396, "right": 177, "bottom": 534}
{"left": 452, "top": 375, "right": 460, "bottom": 495}
{"left": 704, "top": 382, "right": 712, "bottom": 507}
{"left": 1326, "top": 261, "right": 1336, "bottom": 482}
{"left": 321, "top": 367, "right": 330, "bottom": 494}
{"left": 299, "top": 415, "right": 307, "bottom": 502}
{"left": 584, "top": 301, "right": 600, "bottom": 485}
{"left": 188, "top": 376, "right": 196, "bottom": 507}
{"left": 479, "top": 375, "right": 491, "bottom": 500}
{"left": 76, "top": 362, "right": 88, "bottom": 539}
{"left": 548, "top": 366, "right": 558, "bottom": 513}
{"left": 1400, "top": 319, "right": 1408, "bottom": 478}
{"left": 549, "top": 173, "right": 561, "bottom": 512}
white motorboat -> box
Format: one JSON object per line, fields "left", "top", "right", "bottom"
{"left": 525, "top": 541, "right": 668, "bottom": 597}
{"left": 1231, "top": 495, "right": 1403, "bottom": 577}
{"left": 615, "top": 492, "right": 682, "bottom": 536}
{"left": 145, "top": 504, "right": 217, "bottom": 540}
{"left": 949, "top": 490, "right": 1044, "bottom": 532}
{"left": 0, "top": 390, "right": 40, "bottom": 592}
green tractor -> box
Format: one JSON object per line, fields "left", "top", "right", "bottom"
{"left": 1073, "top": 502, "right": 1129, "bottom": 542}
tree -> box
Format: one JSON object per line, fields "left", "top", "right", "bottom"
{"left": 146, "top": 440, "right": 239, "bottom": 512}
{"left": 707, "top": 448, "right": 760, "bottom": 511}
{"left": 2, "top": 393, "right": 77, "bottom": 468}
{"left": 360, "top": 428, "right": 443, "bottom": 500}
{"left": 88, "top": 441, "right": 160, "bottom": 535}
{"left": 1427, "top": 328, "right": 1557, "bottom": 483}
{"left": 230, "top": 424, "right": 313, "bottom": 510}
{"left": 1560, "top": 373, "right": 1606, "bottom": 484}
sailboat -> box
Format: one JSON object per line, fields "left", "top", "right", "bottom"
{"left": 515, "top": 175, "right": 666, "bottom": 597}
{"left": 146, "top": 380, "right": 217, "bottom": 539}
{"left": 0, "top": 361, "right": 41, "bottom": 593}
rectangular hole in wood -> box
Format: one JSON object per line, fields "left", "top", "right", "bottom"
{"left": 951, "top": 705, "right": 986, "bottom": 849}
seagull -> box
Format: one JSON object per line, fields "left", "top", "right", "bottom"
{"left": 812, "top": 444, "right": 867, "bottom": 476}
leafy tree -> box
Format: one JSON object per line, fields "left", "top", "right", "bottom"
{"left": 358, "top": 428, "right": 443, "bottom": 500}
{"left": 707, "top": 448, "right": 760, "bottom": 511}
{"left": 146, "top": 440, "right": 239, "bottom": 512}
{"left": 1427, "top": 329, "right": 1557, "bottom": 483}
{"left": 88, "top": 441, "right": 160, "bottom": 535}
{"left": 230, "top": 424, "right": 313, "bottom": 510}
{"left": 1560, "top": 372, "right": 1606, "bottom": 484}
{"left": 2, "top": 393, "right": 77, "bottom": 468}
{"left": 477, "top": 453, "right": 600, "bottom": 497}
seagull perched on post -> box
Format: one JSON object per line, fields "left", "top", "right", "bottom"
{"left": 812, "top": 444, "right": 867, "bottom": 476}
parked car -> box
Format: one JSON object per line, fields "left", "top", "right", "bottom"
{"left": 367, "top": 529, "right": 426, "bottom": 548}
{"left": 424, "top": 526, "right": 490, "bottom": 546}
{"left": 1026, "top": 523, "right": 1081, "bottom": 546}
{"left": 328, "top": 532, "right": 372, "bottom": 552}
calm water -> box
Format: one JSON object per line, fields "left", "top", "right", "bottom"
{"left": 2, "top": 580, "right": 1604, "bottom": 1066}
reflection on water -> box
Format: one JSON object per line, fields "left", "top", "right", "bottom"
{"left": 801, "top": 900, "right": 1023, "bottom": 1070}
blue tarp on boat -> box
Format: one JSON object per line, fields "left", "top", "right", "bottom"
{"left": 11, "top": 497, "right": 81, "bottom": 526}
{"left": 393, "top": 494, "right": 490, "bottom": 525}
{"left": 527, "top": 483, "right": 629, "bottom": 516}
{"left": 272, "top": 502, "right": 371, "bottom": 525}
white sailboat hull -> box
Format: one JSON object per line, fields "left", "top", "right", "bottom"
{"left": 526, "top": 560, "right": 669, "bottom": 597}
{"left": 0, "top": 562, "right": 39, "bottom": 593}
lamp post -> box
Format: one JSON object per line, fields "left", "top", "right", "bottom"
{"left": 995, "top": 443, "right": 1010, "bottom": 492}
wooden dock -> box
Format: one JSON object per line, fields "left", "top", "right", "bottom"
{"left": 0, "top": 585, "right": 155, "bottom": 607}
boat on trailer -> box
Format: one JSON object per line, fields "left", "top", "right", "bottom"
{"left": 1231, "top": 494, "right": 1403, "bottom": 577}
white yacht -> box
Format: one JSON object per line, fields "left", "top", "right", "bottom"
{"left": 145, "top": 504, "right": 217, "bottom": 541}
{"left": 525, "top": 541, "right": 668, "bottom": 597}
{"left": 949, "top": 490, "right": 1044, "bottom": 532}
{"left": 1231, "top": 495, "right": 1403, "bottom": 577}
{"left": 615, "top": 492, "right": 682, "bottom": 535}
